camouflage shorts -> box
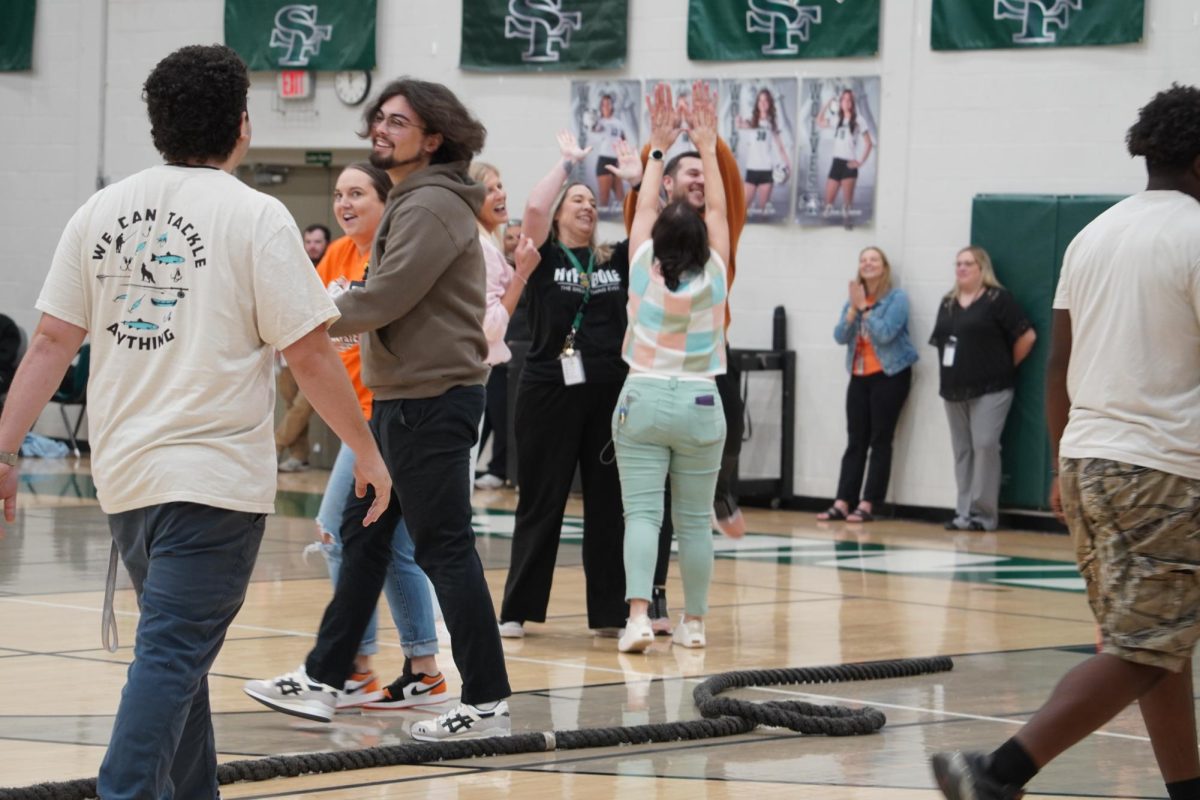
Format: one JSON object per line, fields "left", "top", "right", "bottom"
{"left": 1060, "top": 457, "right": 1200, "bottom": 672}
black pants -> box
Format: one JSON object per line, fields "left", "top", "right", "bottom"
{"left": 835, "top": 367, "right": 912, "bottom": 507}
{"left": 307, "top": 385, "right": 510, "bottom": 706}
{"left": 653, "top": 348, "right": 744, "bottom": 586}
{"left": 501, "top": 379, "right": 627, "bottom": 629}
{"left": 478, "top": 362, "right": 509, "bottom": 479}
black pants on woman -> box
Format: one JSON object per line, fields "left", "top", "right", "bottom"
{"left": 835, "top": 367, "right": 912, "bottom": 507}
{"left": 501, "top": 380, "right": 628, "bottom": 630}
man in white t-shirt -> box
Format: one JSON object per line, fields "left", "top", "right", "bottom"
{"left": 0, "top": 45, "right": 391, "bottom": 800}
{"left": 932, "top": 85, "right": 1200, "bottom": 800}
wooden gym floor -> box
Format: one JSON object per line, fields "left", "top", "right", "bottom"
{"left": 0, "top": 458, "right": 1185, "bottom": 798}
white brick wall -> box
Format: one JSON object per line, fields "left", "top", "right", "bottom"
{"left": 2, "top": 0, "right": 1196, "bottom": 507}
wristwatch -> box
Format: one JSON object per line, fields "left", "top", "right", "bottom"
{"left": 0, "top": 451, "right": 17, "bottom": 467}
{"left": 649, "top": 148, "right": 665, "bottom": 162}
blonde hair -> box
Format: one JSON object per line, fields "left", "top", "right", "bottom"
{"left": 945, "top": 245, "right": 1004, "bottom": 304}
{"left": 857, "top": 246, "right": 893, "bottom": 299}
{"left": 468, "top": 160, "right": 504, "bottom": 245}
{"left": 550, "top": 181, "right": 613, "bottom": 264}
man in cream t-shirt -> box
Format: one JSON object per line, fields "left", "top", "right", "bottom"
{"left": 0, "top": 45, "right": 390, "bottom": 800}
{"left": 931, "top": 84, "right": 1200, "bottom": 800}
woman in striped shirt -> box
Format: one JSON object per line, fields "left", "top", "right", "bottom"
{"left": 614, "top": 82, "right": 731, "bottom": 653}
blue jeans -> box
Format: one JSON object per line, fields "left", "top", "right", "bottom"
{"left": 100, "top": 502, "right": 265, "bottom": 800}
{"left": 613, "top": 376, "right": 726, "bottom": 617}
{"left": 316, "top": 442, "right": 439, "bottom": 658}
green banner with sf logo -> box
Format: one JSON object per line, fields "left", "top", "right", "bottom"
{"left": 461, "top": 0, "right": 628, "bottom": 72}
{"left": 932, "top": 0, "right": 1144, "bottom": 51}
{"left": 687, "top": 0, "right": 879, "bottom": 61}
{"left": 224, "top": 1, "right": 376, "bottom": 71}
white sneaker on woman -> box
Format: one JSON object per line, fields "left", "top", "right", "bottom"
{"left": 671, "top": 616, "right": 706, "bottom": 649}
{"left": 617, "top": 614, "right": 655, "bottom": 653}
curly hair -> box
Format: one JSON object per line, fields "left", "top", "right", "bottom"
{"left": 142, "top": 45, "right": 248, "bottom": 163}
{"left": 1126, "top": 84, "right": 1200, "bottom": 172}
{"left": 359, "top": 78, "right": 486, "bottom": 165}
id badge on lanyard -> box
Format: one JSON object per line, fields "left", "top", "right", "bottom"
{"left": 942, "top": 335, "right": 957, "bottom": 367}
{"left": 558, "top": 244, "right": 596, "bottom": 386}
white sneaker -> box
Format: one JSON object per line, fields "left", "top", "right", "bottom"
{"left": 618, "top": 614, "right": 654, "bottom": 653}
{"left": 410, "top": 700, "right": 512, "bottom": 741}
{"left": 590, "top": 627, "right": 622, "bottom": 639}
{"left": 474, "top": 473, "right": 505, "bottom": 490}
{"left": 278, "top": 457, "right": 308, "bottom": 473}
{"left": 498, "top": 620, "right": 525, "bottom": 638}
{"left": 243, "top": 665, "right": 339, "bottom": 722}
{"left": 671, "top": 617, "right": 706, "bottom": 649}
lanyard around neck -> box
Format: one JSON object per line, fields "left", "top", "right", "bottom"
{"left": 558, "top": 243, "right": 597, "bottom": 345}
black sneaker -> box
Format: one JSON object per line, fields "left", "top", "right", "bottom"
{"left": 930, "top": 751, "right": 1025, "bottom": 799}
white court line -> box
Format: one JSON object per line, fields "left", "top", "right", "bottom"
{"left": 745, "top": 684, "right": 1151, "bottom": 742}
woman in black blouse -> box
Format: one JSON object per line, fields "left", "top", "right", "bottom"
{"left": 929, "top": 246, "right": 1036, "bottom": 531}
{"left": 497, "top": 131, "right": 639, "bottom": 639}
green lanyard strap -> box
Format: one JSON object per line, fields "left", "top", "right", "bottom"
{"left": 558, "top": 243, "right": 597, "bottom": 353}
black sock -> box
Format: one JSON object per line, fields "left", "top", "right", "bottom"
{"left": 987, "top": 738, "right": 1038, "bottom": 788}
{"left": 1167, "top": 776, "right": 1200, "bottom": 800}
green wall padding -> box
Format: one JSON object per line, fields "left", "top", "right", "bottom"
{"left": 970, "top": 194, "right": 1124, "bottom": 511}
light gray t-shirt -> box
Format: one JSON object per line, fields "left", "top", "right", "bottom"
{"left": 1053, "top": 190, "right": 1200, "bottom": 479}
{"left": 38, "top": 165, "right": 338, "bottom": 514}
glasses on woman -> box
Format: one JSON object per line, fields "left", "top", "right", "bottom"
{"left": 372, "top": 112, "right": 426, "bottom": 135}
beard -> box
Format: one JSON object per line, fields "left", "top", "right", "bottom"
{"left": 369, "top": 149, "right": 429, "bottom": 172}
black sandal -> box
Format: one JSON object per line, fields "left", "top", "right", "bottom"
{"left": 847, "top": 506, "right": 875, "bottom": 523}
{"left": 817, "top": 505, "right": 848, "bottom": 521}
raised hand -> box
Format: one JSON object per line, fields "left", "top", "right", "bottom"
{"left": 686, "top": 80, "right": 719, "bottom": 153}
{"left": 848, "top": 280, "right": 868, "bottom": 311}
{"left": 556, "top": 129, "right": 591, "bottom": 164}
{"left": 645, "top": 82, "right": 682, "bottom": 151}
{"left": 604, "top": 138, "right": 644, "bottom": 186}
{"left": 513, "top": 234, "right": 542, "bottom": 281}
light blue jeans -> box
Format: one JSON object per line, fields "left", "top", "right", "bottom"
{"left": 612, "top": 375, "right": 726, "bottom": 617}
{"left": 316, "top": 442, "right": 439, "bottom": 658}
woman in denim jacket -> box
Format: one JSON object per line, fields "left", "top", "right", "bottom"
{"left": 817, "top": 247, "right": 918, "bottom": 522}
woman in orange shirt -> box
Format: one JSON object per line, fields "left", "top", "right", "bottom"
{"left": 818, "top": 247, "right": 918, "bottom": 523}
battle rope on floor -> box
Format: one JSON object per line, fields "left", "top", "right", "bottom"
{"left": 0, "top": 655, "right": 953, "bottom": 800}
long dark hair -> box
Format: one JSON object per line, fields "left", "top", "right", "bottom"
{"left": 651, "top": 201, "right": 710, "bottom": 291}
{"left": 837, "top": 89, "right": 858, "bottom": 135}
{"left": 358, "top": 77, "right": 486, "bottom": 165}
{"left": 750, "top": 89, "right": 778, "bottom": 133}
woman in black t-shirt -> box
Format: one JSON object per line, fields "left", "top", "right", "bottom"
{"left": 929, "top": 246, "right": 1036, "bottom": 531}
{"left": 497, "top": 131, "right": 638, "bottom": 639}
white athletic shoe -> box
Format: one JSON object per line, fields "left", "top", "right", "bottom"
{"left": 474, "top": 473, "right": 505, "bottom": 490}
{"left": 243, "top": 665, "right": 339, "bottom": 723}
{"left": 410, "top": 700, "right": 512, "bottom": 741}
{"left": 618, "top": 615, "right": 655, "bottom": 653}
{"left": 672, "top": 617, "right": 706, "bottom": 649}
{"left": 498, "top": 620, "right": 525, "bottom": 638}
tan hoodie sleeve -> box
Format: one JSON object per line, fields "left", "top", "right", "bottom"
{"left": 329, "top": 203, "right": 460, "bottom": 337}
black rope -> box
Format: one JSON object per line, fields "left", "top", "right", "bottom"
{"left": 0, "top": 656, "right": 952, "bottom": 800}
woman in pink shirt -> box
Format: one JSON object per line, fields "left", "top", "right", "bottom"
{"left": 468, "top": 162, "right": 539, "bottom": 484}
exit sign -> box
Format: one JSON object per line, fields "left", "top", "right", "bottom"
{"left": 305, "top": 151, "right": 333, "bottom": 167}
{"left": 277, "top": 70, "right": 313, "bottom": 100}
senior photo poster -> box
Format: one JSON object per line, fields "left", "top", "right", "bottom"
{"left": 796, "top": 76, "right": 881, "bottom": 227}
{"left": 570, "top": 79, "right": 642, "bottom": 219}
{"left": 720, "top": 77, "right": 798, "bottom": 224}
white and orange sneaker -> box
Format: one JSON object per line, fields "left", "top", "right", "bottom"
{"left": 336, "top": 671, "right": 383, "bottom": 710}
{"left": 362, "top": 671, "right": 450, "bottom": 710}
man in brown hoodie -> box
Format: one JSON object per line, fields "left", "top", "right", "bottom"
{"left": 246, "top": 78, "right": 512, "bottom": 740}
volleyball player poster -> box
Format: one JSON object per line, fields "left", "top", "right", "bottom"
{"left": 570, "top": 80, "right": 642, "bottom": 219}
{"left": 796, "top": 76, "right": 881, "bottom": 227}
{"left": 720, "top": 78, "right": 798, "bottom": 224}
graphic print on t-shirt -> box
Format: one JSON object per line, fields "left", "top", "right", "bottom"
{"left": 90, "top": 207, "right": 207, "bottom": 351}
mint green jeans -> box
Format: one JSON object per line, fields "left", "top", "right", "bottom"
{"left": 612, "top": 375, "right": 727, "bottom": 616}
